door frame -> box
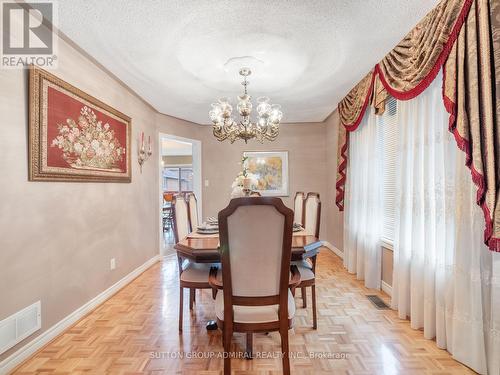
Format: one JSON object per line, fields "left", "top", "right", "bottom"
{"left": 158, "top": 133, "right": 202, "bottom": 255}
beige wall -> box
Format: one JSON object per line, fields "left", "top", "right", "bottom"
{"left": 197, "top": 123, "right": 328, "bottom": 235}
{"left": 382, "top": 247, "right": 394, "bottom": 286}
{"left": 0, "top": 34, "right": 200, "bottom": 361}
{"left": 324, "top": 111, "right": 344, "bottom": 250}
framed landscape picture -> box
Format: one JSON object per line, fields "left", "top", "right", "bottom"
{"left": 29, "top": 66, "right": 131, "bottom": 182}
{"left": 243, "top": 151, "right": 289, "bottom": 196}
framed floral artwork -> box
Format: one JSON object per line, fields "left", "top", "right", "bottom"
{"left": 29, "top": 66, "right": 131, "bottom": 182}
{"left": 243, "top": 151, "right": 289, "bottom": 196}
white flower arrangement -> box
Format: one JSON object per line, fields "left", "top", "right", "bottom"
{"left": 231, "top": 156, "right": 258, "bottom": 197}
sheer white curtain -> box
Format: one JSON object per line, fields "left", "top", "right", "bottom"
{"left": 343, "top": 109, "right": 383, "bottom": 289}
{"left": 391, "top": 71, "right": 500, "bottom": 374}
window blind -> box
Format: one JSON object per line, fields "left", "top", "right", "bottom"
{"left": 379, "top": 97, "right": 398, "bottom": 243}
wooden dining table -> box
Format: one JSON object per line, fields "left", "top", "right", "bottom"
{"left": 174, "top": 230, "right": 323, "bottom": 263}
{"left": 174, "top": 230, "right": 322, "bottom": 330}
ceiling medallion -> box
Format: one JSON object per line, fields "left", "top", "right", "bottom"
{"left": 209, "top": 67, "right": 283, "bottom": 143}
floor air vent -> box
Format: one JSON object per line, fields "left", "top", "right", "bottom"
{"left": 366, "top": 295, "right": 390, "bottom": 309}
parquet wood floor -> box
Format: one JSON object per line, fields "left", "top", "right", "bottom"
{"left": 12, "top": 249, "right": 476, "bottom": 374}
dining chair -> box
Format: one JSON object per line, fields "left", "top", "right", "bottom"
{"left": 172, "top": 195, "right": 215, "bottom": 332}
{"left": 186, "top": 192, "right": 199, "bottom": 232}
{"left": 293, "top": 192, "right": 305, "bottom": 226}
{"left": 249, "top": 191, "right": 261, "bottom": 197}
{"left": 209, "top": 197, "right": 300, "bottom": 375}
{"left": 162, "top": 192, "right": 174, "bottom": 231}
{"left": 295, "top": 192, "right": 321, "bottom": 329}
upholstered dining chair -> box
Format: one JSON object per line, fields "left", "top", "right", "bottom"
{"left": 186, "top": 192, "right": 199, "bottom": 232}
{"left": 209, "top": 197, "right": 301, "bottom": 375}
{"left": 295, "top": 192, "right": 321, "bottom": 329}
{"left": 293, "top": 192, "right": 305, "bottom": 226}
{"left": 172, "top": 195, "right": 214, "bottom": 332}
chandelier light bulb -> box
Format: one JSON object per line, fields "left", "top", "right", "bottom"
{"left": 269, "top": 104, "right": 282, "bottom": 124}
{"left": 209, "top": 103, "right": 223, "bottom": 124}
{"left": 256, "top": 96, "right": 271, "bottom": 117}
{"left": 218, "top": 97, "right": 232, "bottom": 118}
{"left": 258, "top": 117, "right": 267, "bottom": 127}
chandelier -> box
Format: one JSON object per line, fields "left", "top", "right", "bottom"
{"left": 209, "top": 68, "right": 283, "bottom": 143}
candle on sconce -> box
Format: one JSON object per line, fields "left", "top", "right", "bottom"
{"left": 138, "top": 131, "right": 152, "bottom": 173}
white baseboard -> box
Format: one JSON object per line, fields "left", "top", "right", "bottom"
{"left": 0, "top": 255, "right": 160, "bottom": 375}
{"left": 381, "top": 280, "right": 393, "bottom": 297}
{"left": 321, "top": 241, "right": 343, "bottom": 259}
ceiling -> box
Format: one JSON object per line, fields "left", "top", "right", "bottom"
{"left": 57, "top": 0, "right": 439, "bottom": 124}
{"left": 161, "top": 138, "right": 192, "bottom": 156}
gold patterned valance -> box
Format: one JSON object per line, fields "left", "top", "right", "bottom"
{"left": 336, "top": 0, "right": 500, "bottom": 252}
{"left": 376, "top": 0, "right": 469, "bottom": 99}
{"left": 337, "top": 70, "right": 375, "bottom": 131}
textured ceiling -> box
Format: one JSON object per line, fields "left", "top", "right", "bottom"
{"left": 58, "top": 0, "right": 439, "bottom": 124}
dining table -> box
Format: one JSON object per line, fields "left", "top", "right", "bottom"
{"left": 174, "top": 228, "right": 323, "bottom": 330}
{"left": 174, "top": 230, "right": 323, "bottom": 263}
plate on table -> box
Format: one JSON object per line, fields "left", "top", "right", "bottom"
{"left": 196, "top": 223, "right": 219, "bottom": 234}
{"left": 206, "top": 216, "right": 218, "bottom": 225}
{"left": 293, "top": 223, "right": 304, "bottom": 232}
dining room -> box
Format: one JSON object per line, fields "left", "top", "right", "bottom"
{"left": 0, "top": 0, "right": 499, "bottom": 374}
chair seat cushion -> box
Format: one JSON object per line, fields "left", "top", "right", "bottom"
{"left": 215, "top": 290, "right": 296, "bottom": 324}
{"left": 180, "top": 262, "right": 217, "bottom": 283}
{"left": 292, "top": 260, "right": 315, "bottom": 281}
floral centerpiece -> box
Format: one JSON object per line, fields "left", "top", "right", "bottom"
{"left": 231, "top": 156, "right": 258, "bottom": 198}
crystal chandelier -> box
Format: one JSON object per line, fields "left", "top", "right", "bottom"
{"left": 209, "top": 68, "right": 283, "bottom": 143}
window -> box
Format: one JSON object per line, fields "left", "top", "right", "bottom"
{"left": 180, "top": 168, "right": 194, "bottom": 191}
{"left": 378, "top": 97, "right": 398, "bottom": 244}
{"left": 162, "top": 167, "right": 193, "bottom": 192}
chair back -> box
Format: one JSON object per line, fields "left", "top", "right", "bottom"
{"left": 249, "top": 191, "right": 261, "bottom": 197}
{"left": 218, "top": 198, "right": 294, "bottom": 322}
{"left": 172, "top": 195, "right": 190, "bottom": 243}
{"left": 163, "top": 192, "right": 174, "bottom": 203}
{"left": 293, "top": 192, "right": 305, "bottom": 225}
{"left": 186, "top": 193, "right": 198, "bottom": 231}
{"left": 304, "top": 192, "right": 321, "bottom": 238}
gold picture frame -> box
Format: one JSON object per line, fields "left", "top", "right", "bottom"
{"left": 29, "top": 66, "right": 132, "bottom": 182}
{"left": 243, "top": 151, "right": 289, "bottom": 196}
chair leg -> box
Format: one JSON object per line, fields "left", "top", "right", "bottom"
{"left": 246, "top": 333, "right": 253, "bottom": 359}
{"left": 312, "top": 284, "right": 318, "bottom": 329}
{"left": 179, "top": 287, "right": 183, "bottom": 332}
{"left": 280, "top": 328, "right": 290, "bottom": 375}
{"left": 189, "top": 288, "right": 195, "bottom": 310}
{"left": 223, "top": 329, "right": 232, "bottom": 375}
{"left": 301, "top": 287, "right": 307, "bottom": 308}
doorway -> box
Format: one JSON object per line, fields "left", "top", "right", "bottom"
{"left": 158, "top": 133, "right": 202, "bottom": 255}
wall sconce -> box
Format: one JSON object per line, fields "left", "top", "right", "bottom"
{"left": 138, "top": 131, "right": 152, "bottom": 173}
